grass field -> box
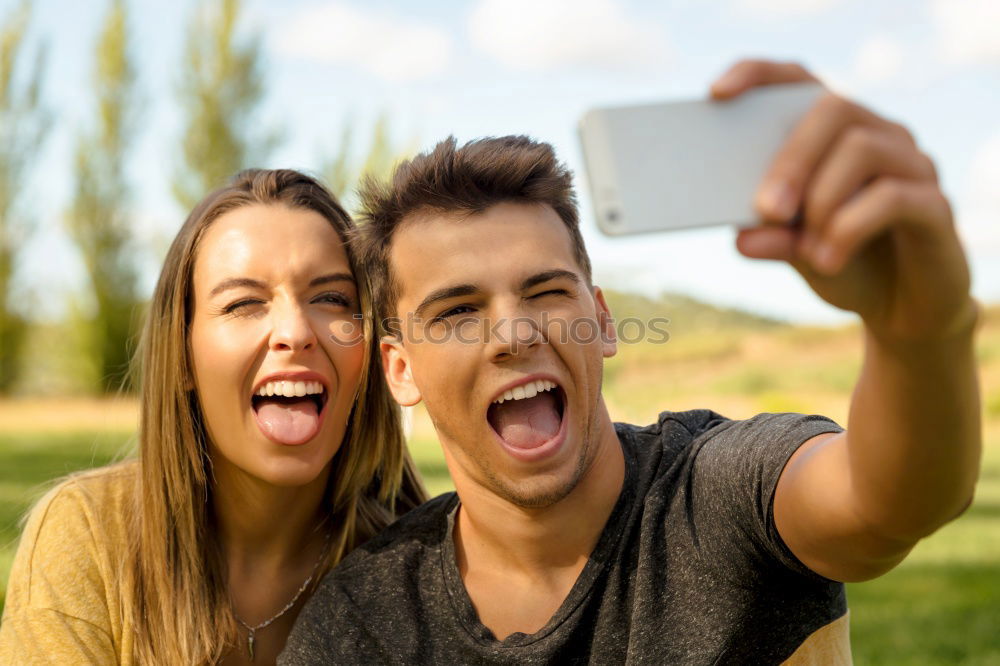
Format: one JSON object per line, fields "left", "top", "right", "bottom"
{"left": 2, "top": 305, "right": 999, "bottom": 662}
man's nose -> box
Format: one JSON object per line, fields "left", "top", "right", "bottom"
{"left": 486, "top": 300, "right": 543, "bottom": 361}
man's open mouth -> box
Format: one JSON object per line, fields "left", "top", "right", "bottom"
{"left": 486, "top": 379, "right": 566, "bottom": 451}
{"left": 251, "top": 380, "right": 329, "bottom": 446}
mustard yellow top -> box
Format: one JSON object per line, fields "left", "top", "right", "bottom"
{"left": 0, "top": 463, "right": 137, "bottom": 665}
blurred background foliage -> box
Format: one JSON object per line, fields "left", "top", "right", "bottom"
{"left": 0, "top": 0, "right": 411, "bottom": 397}
{"left": 65, "top": 0, "right": 140, "bottom": 393}
{"left": 0, "top": 0, "right": 997, "bottom": 663}
{"left": 0, "top": 0, "right": 48, "bottom": 394}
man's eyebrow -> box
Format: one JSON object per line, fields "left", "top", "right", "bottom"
{"left": 309, "top": 272, "right": 356, "bottom": 288}
{"left": 414, "top": 284, "right": 478, "bottom": 320}
{"left": 520, "top": 269, "right": 581, "bottom": 291}
{"left": 209, "top": 277, "right": 267, "bottom": 298}
{"left": 412, "top": 271, "right": 581, "bottom": 319}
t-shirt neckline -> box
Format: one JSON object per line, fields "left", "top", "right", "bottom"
{"left": 438, "top": 428, "right": 638, "bottom": 649}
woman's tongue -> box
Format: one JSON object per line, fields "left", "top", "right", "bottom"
{"left": 490, "top": 391, "right": 561, "bottom": 450}
{"left": 255, "top": 398, "right": 320, "bottom": 445}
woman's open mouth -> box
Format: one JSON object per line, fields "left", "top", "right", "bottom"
{"left": 486, "top": 378, "right": 568, "bottom": 462}
{"left": 251, "top": 379, "right": 329, "bottom": 446}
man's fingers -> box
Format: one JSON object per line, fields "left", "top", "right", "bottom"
{"left": 800, "top": 127, "right": 938, "bottom": 260}
{"left": 710, "top": 59, "right": 818, "bottom": 100}
{"left": 735, "top": 225, "right": 798, "bottom": 261}
{"left": 755, "top": 93, "right": 902, "bottom": 225}
{"left": 811, "top": 179, "right": 949, "bottom": 275}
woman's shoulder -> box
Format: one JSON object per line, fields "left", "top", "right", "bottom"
{"left": 50, "top": 459, "right": 139, "bottom": 504}
{"left": 27, "top": 460, "right": 139, "bottom": 535}
{"left": 5, "top": 461, "right": 139, "bottom": 612}
{"left": 0, "top": 461, "right": 138, "bottom": 662}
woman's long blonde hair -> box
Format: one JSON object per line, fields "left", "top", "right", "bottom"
{"left": 125, "top": 169, "right": 426, "bottom": 664}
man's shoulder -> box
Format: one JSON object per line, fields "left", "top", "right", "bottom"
{"left": 334, "top": 491, "right": 457, "bottom": 579}
{"left": 294, "top": 492, "right": 457, "bottom": 648}
{"left": 615, "top": 408, "right": 733, "bottom": 451}
{"left": 618, "top": 409, "right": 839, "bottom": 448}
{"left": 638, "top": 408, "right": 731, "bottom": 435}
{"left": 613, "top": 409, "right": 841, "bottom": 500}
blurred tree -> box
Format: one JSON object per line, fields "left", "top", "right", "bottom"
{"left": 65, "top": 0, "right": 140, "bottom": 393}
{"left": 322, "top": 113, "right": 415, "bottom": 211}
{"left": 173, "top": 0, "right": 276, "bottom": 211}
{"left": 0, "top": 1, "right": 49, "bottom": 394}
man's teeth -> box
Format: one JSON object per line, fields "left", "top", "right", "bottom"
{"left": 254, "top": 380, "right": 325, "bottom": 398}
{"left": 493, "top": 379, "right": 557, "bottom": 404}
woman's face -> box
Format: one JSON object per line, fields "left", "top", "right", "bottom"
{"left": 189, "top": 204, "right": 364, "bottom": 487}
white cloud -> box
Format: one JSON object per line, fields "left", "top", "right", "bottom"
{"left": 734, "top": 0, "right": 843, "bottom": 16}
{"left": 467, "top": 0, "right": 669, "bottom": 71}
{"left": 816, "top": 35, "right": 906, "bottom": 95}
{"left": 272, "top": 4, "right": 453, "bottom": 81}
{"left": 852, "top": 35, "right": 904, "bottom": 84}
{"left": 930, "top": 0, "right": 1000, "bottom": 65}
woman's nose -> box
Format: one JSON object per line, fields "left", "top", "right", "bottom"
{"left": 268, "top": 303, "right": 318, "bottom": 352}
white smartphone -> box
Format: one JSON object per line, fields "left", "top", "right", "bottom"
{"left": 578, "top": 82, "right": 825, "bottom": 236}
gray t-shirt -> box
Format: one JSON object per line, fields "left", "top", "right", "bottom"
{"left": 281, "top": 410, "right": 848, "bottom": 665}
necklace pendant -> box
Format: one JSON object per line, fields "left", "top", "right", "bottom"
{"left": 247, "top": 631, "right": 255, "bottom": 661}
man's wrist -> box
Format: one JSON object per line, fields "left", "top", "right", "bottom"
{"left": 863, "top": 297, "right": 979, "bottom": 355}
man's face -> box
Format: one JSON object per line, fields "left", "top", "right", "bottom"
{"left": 382, "top": 202, "right": 617, "bottom": 508}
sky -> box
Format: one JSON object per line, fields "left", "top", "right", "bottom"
{"left": 8, "top": 0, "right": 1000, "bottom": 324}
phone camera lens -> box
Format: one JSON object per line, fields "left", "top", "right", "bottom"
{"left": 606, "top": 208, "right": 620, "bottom": 225}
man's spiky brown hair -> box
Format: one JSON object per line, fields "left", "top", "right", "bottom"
{"left": 353, "top": 135, "right": 592, "bottom": 333}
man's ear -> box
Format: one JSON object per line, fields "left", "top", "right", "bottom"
{"left": 592, "top": 286, "right": 618, "bottom": 359}
{"left": 380, "top": 336, "right": 422, "bottom": 406}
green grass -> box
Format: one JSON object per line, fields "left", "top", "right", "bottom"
{"left": 848, "top": 562, "right": 1000, "bottom": 665}
{"left": 2, "top": 429, "right": 998, "bottom": 662}
{"left": 844, "top": 443, "right": 1000, "bottom": 665}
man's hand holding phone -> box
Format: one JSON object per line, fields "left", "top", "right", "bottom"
{"left": 580, "top": 59, "right": 980, "bottom": 581}
{"left": 714, "top": 59, "right": 975, "bottom": 344}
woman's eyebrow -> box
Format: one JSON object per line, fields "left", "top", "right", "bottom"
{"left": 208, "top": 273, "right": 354, "bottom": 298}
{"left": 209, "top": 277, "right": 267, "bottom": 298}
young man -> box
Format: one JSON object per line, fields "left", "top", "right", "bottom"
{"left": 280, "top": 60, "right": 980, "bottom": 664}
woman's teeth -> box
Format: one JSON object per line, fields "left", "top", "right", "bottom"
{"left": 255, "top": 380, "right": 324, "bottom": 398}
{"left": 493, "top": 379, "right": 557, "bottom": 404}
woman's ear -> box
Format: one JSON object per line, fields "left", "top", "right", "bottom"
{"left": 380, "top": 336, "right": 422, "bottom": 406}
{"left": 593, "top": 286, "right": 618, "bottom": 359}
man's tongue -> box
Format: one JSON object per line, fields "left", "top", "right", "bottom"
{"left": 490, "top": 391, "right": 561, "bottom": 450}
{"left": 255, "top": 398, "right": 320, "bottom": 445}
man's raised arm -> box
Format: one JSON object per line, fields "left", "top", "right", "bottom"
{"left": 712, "top": 59, "right": 981, "bottom": 583}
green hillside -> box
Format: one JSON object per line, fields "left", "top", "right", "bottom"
{"left": 602, "top": 289, "right": 785, "bottom": 332}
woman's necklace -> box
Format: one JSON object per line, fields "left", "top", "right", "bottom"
{"left": 232, "top": 532, "right": 331, "bottom": 661}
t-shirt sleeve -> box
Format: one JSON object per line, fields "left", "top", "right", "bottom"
{"left": 0, "top": 482, "right": 118, "bottom": 664}
{"left": 683, "top": 412, "right": 843, "bottom": 580}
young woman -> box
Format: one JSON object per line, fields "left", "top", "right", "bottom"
{"left": 0, "top": 169, "right": 426, "bottom": 664}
